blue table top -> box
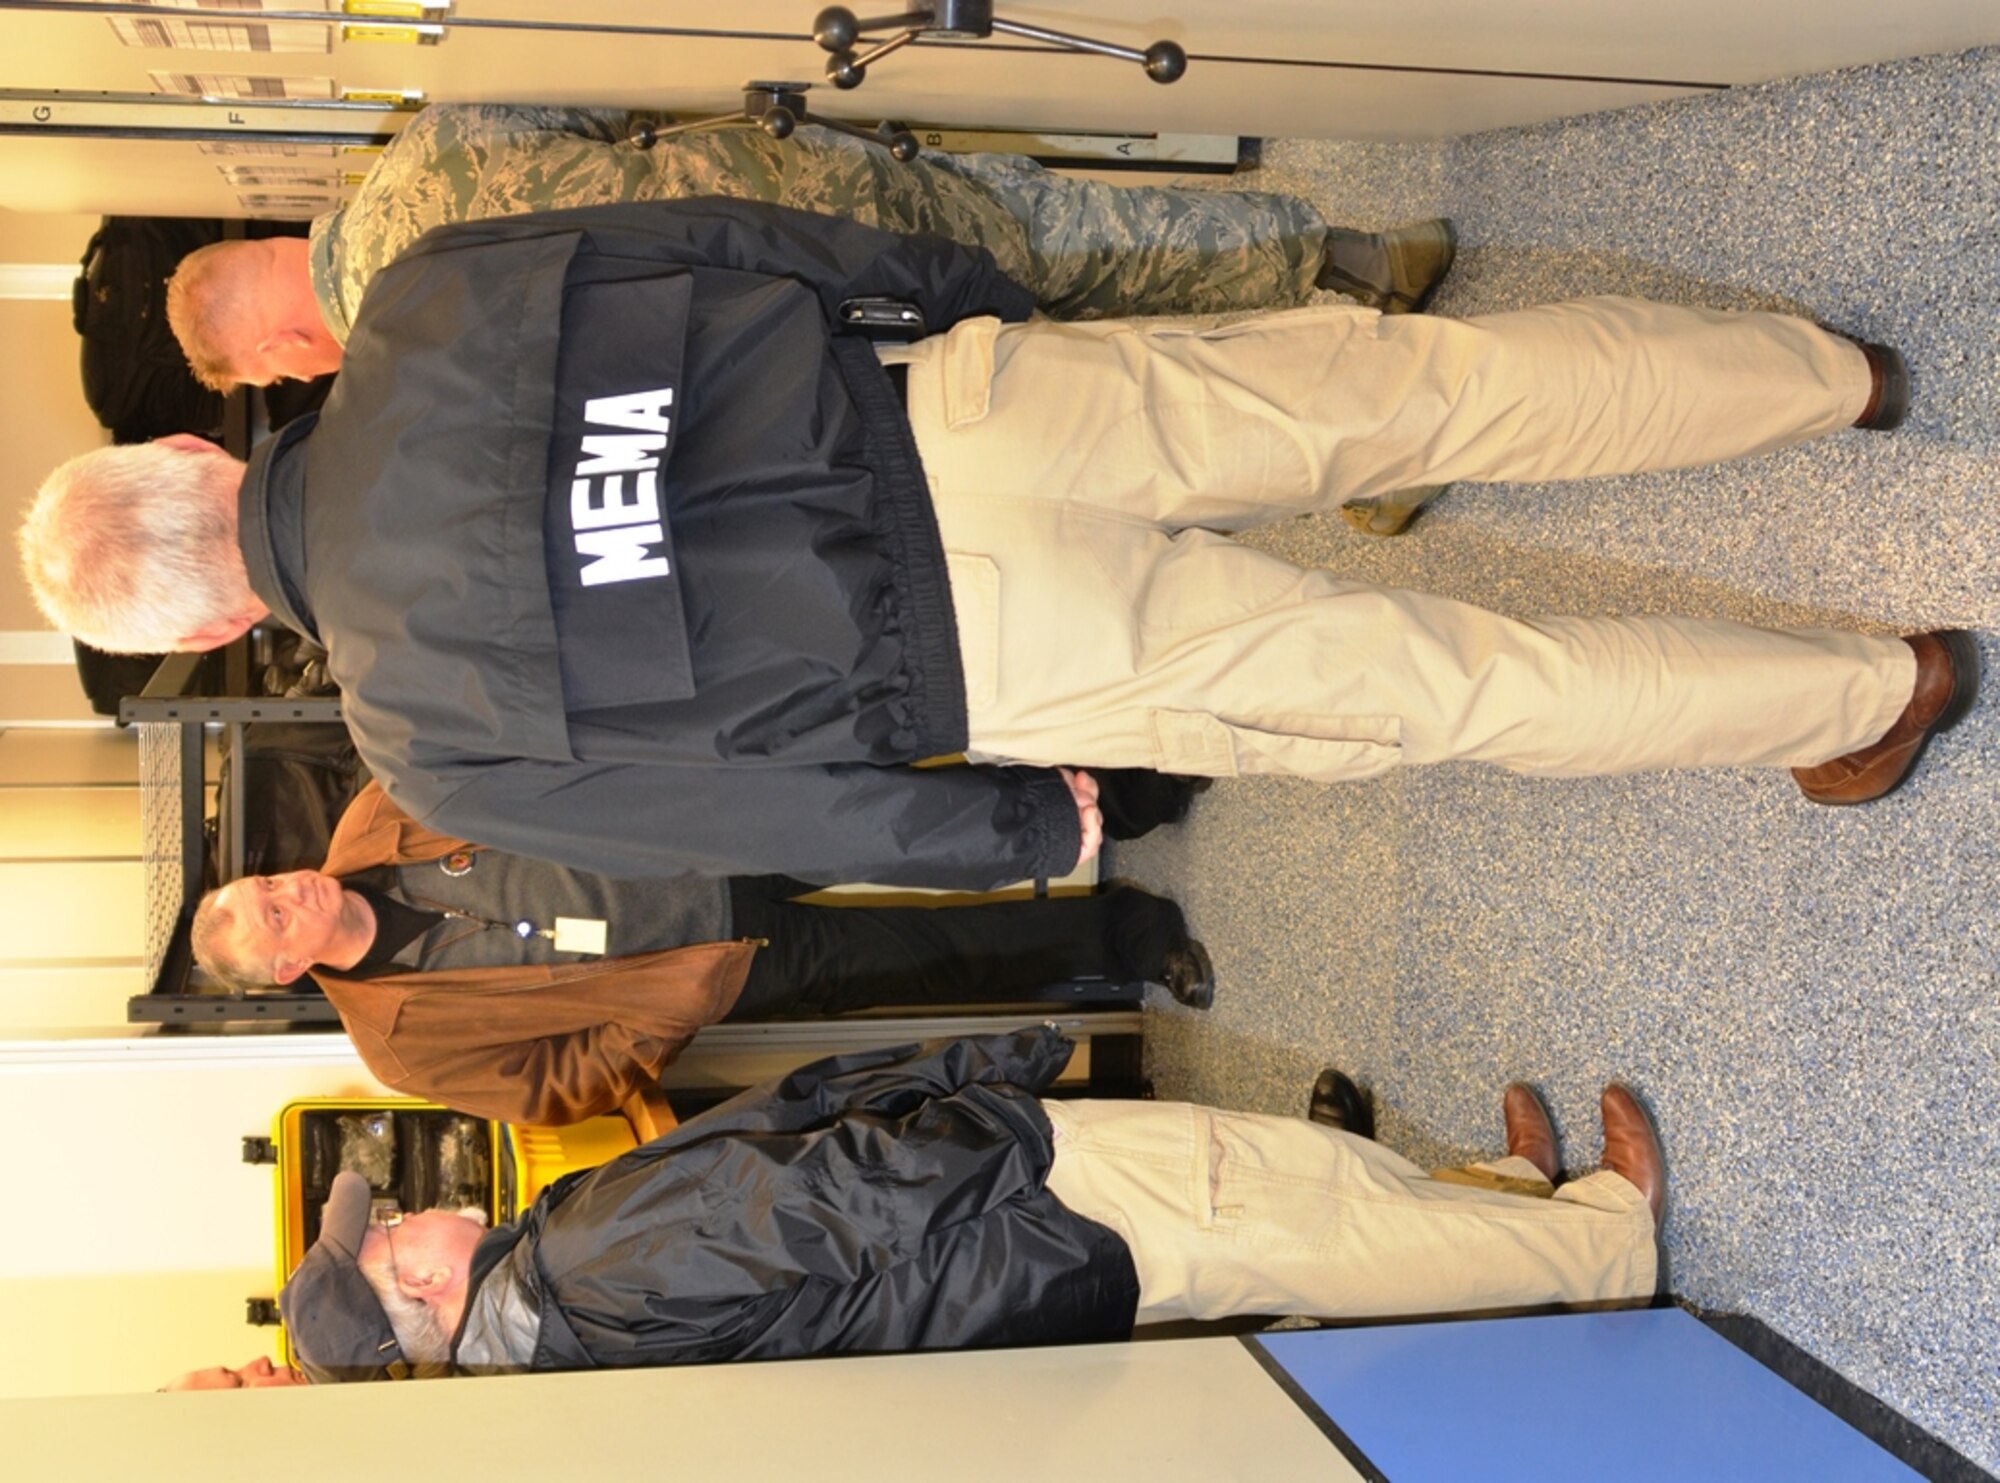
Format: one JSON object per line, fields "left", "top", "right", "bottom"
{"left": 1252, "top": 1308, "right": 1920, "bottom": 1483}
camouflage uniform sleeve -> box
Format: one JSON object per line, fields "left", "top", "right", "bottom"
{"left": 319, "top": 103, "right": 652, "bottom": 338}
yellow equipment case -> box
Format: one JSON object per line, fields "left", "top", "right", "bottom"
{"left": 256, "top": 1092, "right": 673, "bottom": 1361}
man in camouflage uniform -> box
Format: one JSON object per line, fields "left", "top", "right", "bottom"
{"left": 315, "top": 104, "right": 1449, "bottom": 334}
{"left": 172, "top": 104, "right": 1453, "bottom": 383}
{"left": 171, "top": 104, "right": 1454, "bottom": 531}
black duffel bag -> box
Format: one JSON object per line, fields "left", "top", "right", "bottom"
{"left": 73, "top": 215, "right": 226, "bottom": 443}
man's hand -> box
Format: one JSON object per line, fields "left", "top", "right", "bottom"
{"left": 1057, "top": 767, "right": 1103, "bottom": 871}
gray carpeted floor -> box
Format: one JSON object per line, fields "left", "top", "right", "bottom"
{"left": 1119, "top": 44, "right": 2000, "bottom": 1475}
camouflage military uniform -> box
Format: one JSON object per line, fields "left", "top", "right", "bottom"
{"left": 309, "top": 103, "right": 1328, "bottom": 340}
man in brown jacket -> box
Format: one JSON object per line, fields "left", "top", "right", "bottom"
{"left": 191, "top": 783, "right": 1208, "bottom": 1125}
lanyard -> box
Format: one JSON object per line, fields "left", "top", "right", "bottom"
{"left": 405, "top": 895, "right": 553, "bottom": 942}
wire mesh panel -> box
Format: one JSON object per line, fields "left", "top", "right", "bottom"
{"left": 137, "top": 717, "right": 197, "bottom": 988}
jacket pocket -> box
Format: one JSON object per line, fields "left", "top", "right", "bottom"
{"left": 1148, "top": 709, "right": 1400, "bottom": 782}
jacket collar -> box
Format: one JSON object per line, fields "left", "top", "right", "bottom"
{"left": 323, "top": 784, "right": 476, "bottom": 877}
{"left": 239, "top": 414, "right": 323, "bottom": 645}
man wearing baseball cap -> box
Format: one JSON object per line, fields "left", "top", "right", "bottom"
{"left": 277, "top": 1169, "right": 429, "bottom": 1383}
{"left": 277, "top": 1028, "right": 1665, "bottom": 1381}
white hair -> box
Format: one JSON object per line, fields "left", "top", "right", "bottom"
{"left": 358, "top": 1233, "right": 456, "bottom": 1365}
{"left": 19, "top": 442, "right": 252, "bottom": 653}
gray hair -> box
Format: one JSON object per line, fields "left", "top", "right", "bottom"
{"left": 358, "top": 1232, "right": 456, "bottom": 1366}
{"left": 190, "top": 886, "right": 270, "bottom": 993}
{"left": 19, "top": 442, "right": 250, "bottom": 653}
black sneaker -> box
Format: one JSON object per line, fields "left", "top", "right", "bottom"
{"left": 1307, "top": 1068, "right": 1376, "bottom": 1140}
{"left": 1160, "top": 938, "right": 1214, "bottom": 1011}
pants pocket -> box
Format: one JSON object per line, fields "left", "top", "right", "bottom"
{"left": 1149, "top": 709, "right": 1401, "bottom": 782}
{"left": 1142, "top": 301, "right": 1380, "bottom": 342}
{"left": 935, "top": 316, "right": 1002, "bottom": 429}
{"left": 944, "top": 551, "right": 1001, "bottom": 710}
{"left": 1203, "top": 1109, "right": 1353, "bottom": 1254}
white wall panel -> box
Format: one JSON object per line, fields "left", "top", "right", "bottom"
{"left": 0, "top": 1037, "right": 396, "bottom": 1398}
{"left": 0, "top": 965, "right": 142, "bottom": 1031}
{"left": 0, "top": 860, "right": 144, "bottom": 958}
{"left": 1, "top": 1334, "right": 1359, "bottom": 1478}
{"left": 0, "top": 728, "right": 142, "bottom": 787}
{"left": 0, "top": 786, "right": 138, "bottom": 857}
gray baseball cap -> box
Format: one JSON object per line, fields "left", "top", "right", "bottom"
{"left": 278, "top": 1171, "right": 407, "bottom": 1383}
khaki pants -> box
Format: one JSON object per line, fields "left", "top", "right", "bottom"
{"left": 1041, "top": 1100, "right": 1657, "bottom": 1323}
{"left": 886, "top": 298, "right": 1912, "bottom": 780}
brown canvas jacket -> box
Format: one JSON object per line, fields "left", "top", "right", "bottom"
{"left": 315, "top": 782, "right": 753, "bottom": 1126}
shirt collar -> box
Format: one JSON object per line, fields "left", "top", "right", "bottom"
{"left": 238, "top": 414, "right": 322, "bottom": 644}
{"left": 306, "top": 212, "right": 353, "bottom": 343}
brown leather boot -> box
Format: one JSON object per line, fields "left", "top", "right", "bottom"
{"left": 1794, "top": 630, "right": 1980, "bottom": 805}
{"left": 1502, "top": 1083, "right": 1560, "bottom": 1183}
{"left": 1599, "top": 1085, "right": 1664, "bottom": 1223}
{"left": 1318, "top": 220, "right": 1458, "bottom": 313}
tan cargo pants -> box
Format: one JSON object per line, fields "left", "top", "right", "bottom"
{"left": 1041, "top": 1099, "right": 1657, "bottom": 1322}
{"left": 885, "top": 298, "right": 1912, "bottom": 781}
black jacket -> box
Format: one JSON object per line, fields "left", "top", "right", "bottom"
{"left": 452, "top": 1028, "right": 1142, "bottom": 1372}
{"left": 238, "top": 200, "right": 1081, "bottom": 889}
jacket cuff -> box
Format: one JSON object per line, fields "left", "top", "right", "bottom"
{"left": 1022, "top": 768, "right": 1084, "bottom": 880}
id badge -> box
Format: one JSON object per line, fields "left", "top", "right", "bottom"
{"left": 552, "top": 916, "right": 609, "bottom": 955}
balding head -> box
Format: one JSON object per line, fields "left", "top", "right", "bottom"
{"left": 164, "top": 1356, "right": 305, "bottom": 1391}
{"left": 167, "top": 238, "right": 342, "bottom": 392}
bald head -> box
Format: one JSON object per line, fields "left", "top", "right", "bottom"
{"left": 165, "top": 1356, "right": 305, "bottom": 1391}
{"left": 167, "top": 238, "right": 342, "bottom": 392}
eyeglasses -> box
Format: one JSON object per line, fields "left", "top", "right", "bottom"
{"left": 372, "top": 1209, "right": 405, "bottom": 1277}
{"left": 364, "top": 1211, "right": 408, "bottom": 1365}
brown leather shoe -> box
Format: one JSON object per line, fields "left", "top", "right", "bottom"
{"left": 1599, "top": 1084, "right": 1664, "bottom": 1223}
{"left": 1501, "top": 1083, "right": 1560, "bottom": 1183}
{"left": 1794, "top": 630, "right": 1980, "bottom": 805}
{"left": 1852, "top": 342, "right": 1909, "bottom": 430}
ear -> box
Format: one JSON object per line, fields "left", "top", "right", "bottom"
{"left": 176, "top": 610, "right": 262, "bottom": 652}
{"left": 156, "top": 432, "right": 220, "bottom": 454}
{"left": 397, "top": 1263, "right": 456, "bottom": 1299}
{"left": 271, "top": 955, "right": 310, "bottom": 986}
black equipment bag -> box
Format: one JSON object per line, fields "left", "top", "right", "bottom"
{"left": 211, "top": 721, "right": 372, "bottom": 883}
{"left": 73, "top": 216, "right": 226, "bottom": 442}
{"left": 71, "top": 641, "right": 171, "bottom": 719}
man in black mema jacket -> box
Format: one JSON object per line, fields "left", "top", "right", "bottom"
{"left": 29, "top": 200, "right": 1953, "bottom": 887}
{"left": 278, "top": 1028, "right": 1664, "bottom": 1382}
{"left": 241, "top": 200, "right": 1081, "bottom": 889}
